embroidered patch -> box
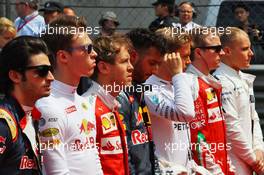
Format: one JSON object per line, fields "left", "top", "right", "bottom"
{"left": 101, "top": 136, "right": 123, "bottom": 155}
{"left": 40, "top": 128, "right": 59, "bottom": 137}
{"left": 65, "top": 105, "right": 77, "bottom": 114}
{"left": 79, "top": 119, "right": 95, "bottom": 135}
{"left": 101, "top": 112, "right": 117, "bottom": 134}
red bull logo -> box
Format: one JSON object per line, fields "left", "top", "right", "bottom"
{"left": 131, "top": 130, "right": 149, "bottom": 145}
{"left": 136, "top": 107, "right": 143, "bottom": 126}
{"left": 20, "top": 156, "right": 37, "bottom": 170}
{"left": 80, "top": 119, "right": 95, "bottom": 135}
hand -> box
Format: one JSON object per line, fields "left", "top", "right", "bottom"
{"left": 253, "top": 149, "right": 264, "bottom": 174}
{"left": 251, "top": 29, "right": 262, "bottom": 41}
{"left": 252, "top": 29, "right": 260, "bottom": 36}
{"left": 163, "top": 52, "right": 182, "bottom": 76}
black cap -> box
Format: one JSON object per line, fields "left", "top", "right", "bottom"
{"left": 152, "top": 0, "right": 175, "bottom": 6}
{"left": 39, "top": 1, "right": 63, "bottom": 13}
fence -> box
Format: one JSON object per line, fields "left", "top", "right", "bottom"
{"left": 0, "top": 0, "right": 226, "bottom": 32}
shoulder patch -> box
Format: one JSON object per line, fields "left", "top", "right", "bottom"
{"left": 0, "top": 108, "right": 18, "bottom": 142}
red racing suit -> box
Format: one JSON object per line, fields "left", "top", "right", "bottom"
{"left": 95, "top": 97, "right": 129, "bottom": 175}
{"left": 82, "top": 81, "right": 129, "bottom": 175}
{"left": 187, "top": 64, "right": 235, "bottom": 175}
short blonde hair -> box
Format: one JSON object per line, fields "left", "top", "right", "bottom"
{"left": 220, "top": 27, "right": 249, "bottom": 47}
{"left": 0, "top": 17, "right": 16, "bottom": 36}
{"left": 155, "top": 27, "right": 191, "bottom": 52}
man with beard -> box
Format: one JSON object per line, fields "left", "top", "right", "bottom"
{"left": 116, "top": 28, "right": 166, "bottom": 174}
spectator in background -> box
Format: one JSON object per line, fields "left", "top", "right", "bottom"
{"left": 233, "top": 4, "right": 262, "bottom": 42}
{"left": 0, "top": 17, "right": 16, "bottom": 51}
{"left": 0, "top": 36, "right": 54, "bottom": 175}
{"left": 174, "top": 1, "right": 200, "bottom": 31}
{"left": 14, "top": 0, "right": 45, "bottom": 36}
{"left": 99, "top": 11, "right": 120, "bottom": 37}
{"left": 63, "top": 6, "right": 76, "bottom": 16}
{"left": 232, "top": 4, "right": 264, "bottom": 64}
{"left": 39, "top": 1, "right": 64, "bottom": 24}
{"left": 149, "top": 0, "right": 178, "bottom": 32}
{"left": 214, "top": 27, "right": 264, "bottom": 175}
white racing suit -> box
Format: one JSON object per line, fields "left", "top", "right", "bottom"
{"left": 213, "top": 63, "right": 264, "bottom": 175}
{"left": 144, "top": 73, "right": 211, "bottom": 175}
{"left": 36, "top": 80, "right": 103, "bottom": 175}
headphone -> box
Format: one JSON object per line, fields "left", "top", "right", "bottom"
{"left": 175, "top": 1, "right": 197, "bottom": 19}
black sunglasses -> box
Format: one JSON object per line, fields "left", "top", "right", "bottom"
{"left": 67, "top": 44, "right": 93, "bottom": 54}
{"left": 197, "top": 45, "right": 223, "bottom": 53}
{"left": 20, "top": 65, "right": 53, "bottom": 78}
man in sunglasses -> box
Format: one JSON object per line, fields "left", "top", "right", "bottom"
{"left": 214, "top": 27, "right": 264, "bottom": 175}
{"left": 0, "top": 36, "right": 54, "bottom": 174}
{"left": 35, "top": 16, "right": 103, "bottom": 175}
{"left": 186, "top": 28, "right": 236, "bottom": 174}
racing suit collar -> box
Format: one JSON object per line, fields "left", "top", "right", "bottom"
{"left": 219, "top": 62, "right": 256, "bottom": 86}
{"left": 90, "top": 81, "right": 121, "bottom": 111}
{"left": 187, "top": 64, "right": 222, "bottom": 89}
{"left": 52, "top": 80, "right": 77, "bottom": 95}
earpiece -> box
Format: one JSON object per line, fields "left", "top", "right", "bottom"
{"left": 175, "top": 1, "right": 197, "bottom": 18}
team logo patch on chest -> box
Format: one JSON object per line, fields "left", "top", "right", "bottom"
{"left": 101, "top": 112, "right": 117, "bottom": 134}
{"left": 206, "top": 88, "right": 218, "bottom": 105}
{"left": 80, "top": 119, "right": 95, "bottom": 135}
{"left": 208, "top": 107, "right": 222, "bottom": 123}
{"left": 65, "top": 105, "right": 77, "bottom": 114}
{"left": 101, "top": 136, "right": 123, "bottom": 155}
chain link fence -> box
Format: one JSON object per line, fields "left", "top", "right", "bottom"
{"left": 0, "top": 0, "right": 223, "bottom": 32}
{"left": 1, "top": 0, "right": 264, "bottom": 31}
{"left": 1, "top": 0, "right": 264, "bottom": 133}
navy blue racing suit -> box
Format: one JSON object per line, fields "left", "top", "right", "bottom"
{"left": 0, "top": 96, "right": 42, "bottom": 175}
{"left": 117, "top": 84, "right": 160, "bottom": 175}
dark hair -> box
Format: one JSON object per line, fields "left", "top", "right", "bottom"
{"left": 126, "top": 28, "right": 166, "bottom": 56}
{"left": 42, "top": 15, "right": 87, "bottom": 67}
{"left": 232, "top": 3, "right": 250, "bottom": 13}
{"left": 175, "top": 1, "right": 197, "bottom": 18}
{"left": 160, "top": 3, "right": 175, "bottom": 14}
{"left": 0, "top": 36, "right": 50, "bottom": 95}
{"left": 91, "top": 34, "right": 132, "bottom": 80}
